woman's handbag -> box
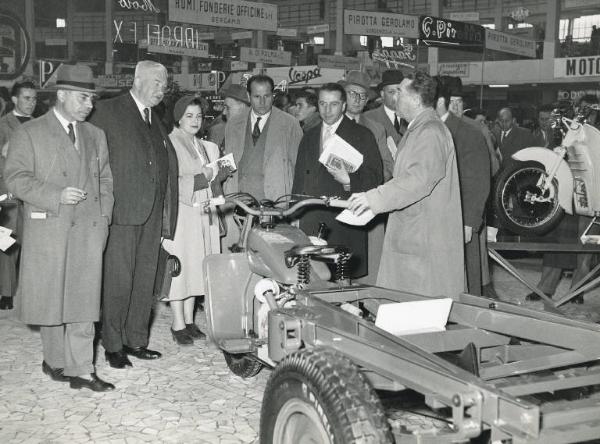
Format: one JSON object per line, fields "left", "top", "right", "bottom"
{"left": 153, "top": 245, "right": 181, "bottom": 301}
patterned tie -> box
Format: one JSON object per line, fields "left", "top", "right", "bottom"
{"left": 67, "top": 123, "right": 76, "bottom": 145}
{"left": 501, "top": 131, "right": 506, "bottom": 143}
{"left": 252, "top": 117, "right": 261, "bottom": 145}
{"left": 394, "top": 114, "right": 401, "bottom": 134}
{"left": 143, "top": 108, "right": 151, "bottom": 127}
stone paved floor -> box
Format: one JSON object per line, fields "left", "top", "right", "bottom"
{"left": 1, "top": 258, "right": 600, "bottom": 443}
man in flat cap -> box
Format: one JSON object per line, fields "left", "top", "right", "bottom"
{"left": 4, "top": 63, "right": 115, "bottom": 391}
{"left": 208, "top": 84, "right": 250, "bottom": 148}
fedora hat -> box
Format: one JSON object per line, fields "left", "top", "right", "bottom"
{"left": 54, "top": 63, "right": 96, "bottom": 93}
{"left": 220, "top": 84, "right": 249, "bottom": 104}
{"left": 338, "top": 70, "right": 372, "bottom": 91}
{"left": 377, "top": 70, "right": 404, "bottom": 90}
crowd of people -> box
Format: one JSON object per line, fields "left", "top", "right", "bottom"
{"left": 0, "top": 60, "right": 597, "bottom": 392}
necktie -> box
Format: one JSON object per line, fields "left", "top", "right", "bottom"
{"left": 143, "top": 108, "right": 151, "bottom": 127}
{"left": 322, "top": 125, "right": 333, "bottom": 150}
{"left": 67, "top": 123, "right": 76, "bottom": 145}
{"left": 252, "top": 117, "right": 261, "bottom": 144}
{"left": 394, "top": 114, "right": 401, "bottom": 134}
{"left": 501, "top": 131, "right": 506, "bottom": 143}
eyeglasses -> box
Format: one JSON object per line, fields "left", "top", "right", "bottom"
{"left": 347, "top": 90, "right": 368, "bottom": 101}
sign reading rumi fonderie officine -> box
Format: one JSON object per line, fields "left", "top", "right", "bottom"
{"left": 240, "top": 47, "right": 291, "bottom": 65}
{"left": 419, "top": 15, "right": 484, "bottom": 49}
{"left": 168, "top": 0, "right": 277, "bottom": 31}
{"left": 344, "top": 9, "right": 419, "bottom": 38}
{"left": 485, "top": 29, "right": 536, "bottom": 58}
{"left": 554, "top": 55, "right": 600, "bottom": 78}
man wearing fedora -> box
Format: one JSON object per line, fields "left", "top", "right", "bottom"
{"left": 363, "top": 70, "right": 407, "bottom": 148}
{"left": 4, "top": 63, "right": 115, "bottom": 391}
{"left": 208, "top": 84, "right": 250, "bottom": 148}
{"left": 90, "top": 60, "right": 179, "bottom": 369}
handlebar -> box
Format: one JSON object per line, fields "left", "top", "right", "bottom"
{"left": 207, "top": 195, "right": 349, "bottom": 217}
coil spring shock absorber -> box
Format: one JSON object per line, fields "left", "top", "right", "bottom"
{"left": 335, "top": 251, "right": 351, "bottom": 282}
{"left": 297, "top": 254, "right": 311, "bottom": 285}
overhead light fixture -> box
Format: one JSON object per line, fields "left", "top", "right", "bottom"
{"left": 56, "top": 18, "right": 66, "bottom": 28}
{"left": 489, "top": 84, "right": 509, "bottom": 88}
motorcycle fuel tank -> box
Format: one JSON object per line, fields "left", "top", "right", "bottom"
{"left": 246, "top": 223, "right": 330, "bottom": 285}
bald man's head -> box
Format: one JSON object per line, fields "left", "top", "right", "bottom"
{"left": 498, "top": 107, "right": 515, "bottom": 132}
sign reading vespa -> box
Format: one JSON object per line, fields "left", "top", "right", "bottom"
{"left": 554, "top": 56, "right": 600, "bottom": 78}
{"left": 0, "top": 11, "right": 30, "bottom": 80}
{"left": 344, "top": 9, "right": 419, "bottom": 38}
{"left": 168, "top": 0, "right": 277, "bottom": 31}
{"left": 485, "top": 29, "right": 536, "bottom": 58}
{"left": 240, "top": 47, "right": 291, "bottom": 65}
{"left": 419, "top": 15, "right": 484, "bottom": 48}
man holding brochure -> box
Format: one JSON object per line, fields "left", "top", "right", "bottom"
{"left": 292, "top": 83, "right": 383, "bottom": 278}
{"left": 348, "top": 71, "right": 464, "bottom": 297}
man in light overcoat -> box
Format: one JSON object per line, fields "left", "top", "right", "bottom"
{"left": 4, "top": 64, "right": 115, "bottom": 391}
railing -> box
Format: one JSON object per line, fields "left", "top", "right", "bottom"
{"left": 559, "top": 37, "right": 600, "bottom": 57}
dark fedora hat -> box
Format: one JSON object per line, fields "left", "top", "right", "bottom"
{"left": 220, "top": 84, "right": 250, "bottom": 104}
{"left": 377, "top": 70, "right": 404, "bottom": 90}
{"left": 54, "top": 63, "right": 96, "bottom": 93}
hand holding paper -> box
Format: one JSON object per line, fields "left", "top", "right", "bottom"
{"left": 318, "top": 134, "right": 363, "bottom": 173}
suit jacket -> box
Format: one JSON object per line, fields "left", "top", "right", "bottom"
{"left": 0, "top": 113, "right": 26, "bottom": 196}
{"left": 495, "top": 126, "right": 537, "bottom": 164}
{"left": 89, "top": 92, "right": 178, "bottom": 239}
{"left": 363, "top": 105, "right": 403, "bottom": 147}
{"left": 4, "top": 111, "right": 114, "bottom": 324}
{"left": 366, "top": 108, "right": 464, "bottom": 297}
{"left": 224, "top": 106, "right": 303, "bottom": 200}
{"left": 445, "top": 113, "right": 490, "bottom": 230}
{"left": 292, "top": 116, "right": 383, "bottom": 277}
{"left": 359, "top": 115, "right": 394, "bottom": 182}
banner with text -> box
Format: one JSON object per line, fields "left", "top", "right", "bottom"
{"left": 344, "top": 9, "right": 419, "bottom": 38}
{"left": 438, "top": 63, "right": 470, "bottom": 77}
{"left": 260, "top": 66, "right": 345, "bottom": 87}
{"left": 142, "top": 37, "right": 209, "bottom": 58}
{"left": 485, "top": 29, "right": 535, "bottom": 58}
{"left": 554, "top": 56, "right": 600, "bottom": 78}
{"left": 168, "top": 0, "right": 277, "bottom": 31}
{"left": 318, "top": 55, "right": 361, "bottom": 70}
{"left": 419, "top": 15, "right": 484, "bottom": 49}
{"left": 240, "top": 47, "right": 291, "bottom": 65}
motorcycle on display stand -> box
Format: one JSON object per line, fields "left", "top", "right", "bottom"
{"left": 494, "top": 104, "right": 600, "bottom": 241}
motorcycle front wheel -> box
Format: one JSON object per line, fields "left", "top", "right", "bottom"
{"left": 494, "top": 161, "right": 564, "bottom": 236}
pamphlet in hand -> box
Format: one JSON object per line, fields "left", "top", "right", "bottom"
{"left": 207, "top": 153, "right": 237, "bottom": 175}
{"left": 318, "top": 134, "right": 363, "bottom": 173}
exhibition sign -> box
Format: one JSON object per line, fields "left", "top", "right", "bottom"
{"left": 168, "top": 0, "right": 277, "bottom": 31}
{"left": 343, "top": 9, "right": 419, "bottom": 38}
{"left": 318, "top": 55, "right": 361, "bottom": 70}
{"left": 260, "top": 66, "right": 346, "bottom": 87}
{"left": 142, "top": 36, "right": 209, "bottom": 58}
{"left": 419, "top": 15, "right": 484, "bottom": 48}
{"left": 438, "top": 63, "right": 470, "bottom": 77}
{"left": 485, "top": 29, "right": 536, "bottom": 58}
{"left": 371, "top": 46, "right": 416, "bottom": 69}
{"left": 240, "top": 47, "right": 291, "bottom": 65}
{"left": 554, "top": 56, "right": 600, "bottom": 78}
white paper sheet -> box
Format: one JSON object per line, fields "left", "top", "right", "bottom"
{"left": 375, "top": 298, "right": 453, "bottom": 336}
{"left": 335, "top": 208, "right": 375, "bottom": 226}
{"left": 318, "top": 134, "right": 363, "bottom": 173}
{"left": 386, "top": 136, "right": 398, "bottom": 159}
{"left": 207, "top": 153, "right": 237, "bottom": 178}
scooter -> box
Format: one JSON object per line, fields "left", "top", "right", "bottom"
{"left": 494, "top": 105, "right": 600, "bottom": 238}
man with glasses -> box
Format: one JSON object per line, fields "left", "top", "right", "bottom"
{"left": 4, "top": 64, "right": 115, "bottom": 391}
{"left": 292, "top": 83, "right": 383, "bottom": 278}
{"left": 0, "top": 81, "right": 37, "bottom": 310}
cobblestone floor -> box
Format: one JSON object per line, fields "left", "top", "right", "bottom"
{"left": 1, "top": 258, "right": 600, "bottom": 443}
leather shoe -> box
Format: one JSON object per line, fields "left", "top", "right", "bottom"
{"left": 185, "top": 323, "right": 206, "bottom": 339}
{"left": 0, "top": 296, "right": 13, "bottom": 310}
{"left": 171, "top": 327, "right": 193, "bottom": 345}
{"left": 123, "top": 345, "right": 162, "bottom": 360}
{"left": 42, "top": 361, "right": 69, "bottom": 382}
{"left": 105, "top": 350, "right": 133, "bottom": 369}
{"left": 70, "top": 373, "right": 115, "bottom": 392}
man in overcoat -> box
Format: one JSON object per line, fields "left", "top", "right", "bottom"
{"left": 292, "top": 83, "right": 383, "bottom": 278}
{"left": 90, "top": 60, "right": 179, "bottom": 368}
{"left": 4, "top": 64, "right": 114, "bottom": 391}
{"left": 348, "top": 71, "right": 464, "bottom": 297}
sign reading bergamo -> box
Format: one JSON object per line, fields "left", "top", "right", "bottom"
{"left": 168, "top": 0, "right": 277, "bottom": 31}
{"left": 344, "top": 9, "right": 419, "bottom": 38}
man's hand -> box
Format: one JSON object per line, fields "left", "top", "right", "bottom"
{"left": 326, "top": 165, "right": 350, "bottom": 187}
{"left": 60, "top": 187, "right": 87, "bottom": 205}
{"left": 348, "top": 192, "right": 371, "bottom": 215}
{"left": 464, "top": 225, "right": 473, "bottom": 243}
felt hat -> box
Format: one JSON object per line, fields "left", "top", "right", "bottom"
{"left": 221, "top": 84, "right": 250, "bottom": 104}
{"left": 54, "top": 63, "right": 96, "bottom": 93}
{"left": 377, "top": 70, "right": 404, "bottom": 90}
{"left": 173, "top": 95, "right": 200, "bottom": 122}
{"left": 338, "top": 71, "right": 371, "bottom": 91}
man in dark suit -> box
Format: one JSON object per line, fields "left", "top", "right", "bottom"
{"left": 90, "top": 60, "right": 179, "bottom": 368}
{"left": 363, "top": 70, "right": 406, "bottom": 148}
{"left": 292, "top": 83, "right": 383, "bottom": 278}
{"left": 435, "top": 77, "right": 491, "bottom": 295}
{"left": 0, "top": 81, "right": 37, "bottom": 310}
{"left": 495, "top": 107, "right": 537, "bottom": 167}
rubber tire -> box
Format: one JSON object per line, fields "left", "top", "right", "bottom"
{"left": 260, "top": 348, "right": 393, "bottom": 444}
{"left": 493, "top": 160, "right": 564, "bottom": 236}
{"left": 223, "top": 351, "right": 263, "bottom": 378}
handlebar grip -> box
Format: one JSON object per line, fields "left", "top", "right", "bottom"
{"left": 328, "top": 198, "right": 349, "bottom": 209}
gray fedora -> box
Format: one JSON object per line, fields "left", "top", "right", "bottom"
{"left": 221, "top": 84, "right": 250, "bottom": 104}
{"left": 54, "top": 63, "right": 96, "bottom": 93}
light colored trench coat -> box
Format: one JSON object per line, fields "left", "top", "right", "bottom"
{"left": 4, "top": 111, "right": 114, "bottom": 325}
{"left": 366, "top": 109, "right": 465, "bottom": 298}
{"left": 162, "top": 128, "right": 220, "bottom": 299}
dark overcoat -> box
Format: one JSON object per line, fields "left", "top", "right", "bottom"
{"left": 4, "top": 111, "right": 114, "bottom": 324}
{"left": 292, "top": 116, "right": 383, "bottom": 277}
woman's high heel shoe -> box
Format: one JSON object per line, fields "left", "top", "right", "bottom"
{"left": 171, "top": 327, "right": 193, "bottom": 345}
